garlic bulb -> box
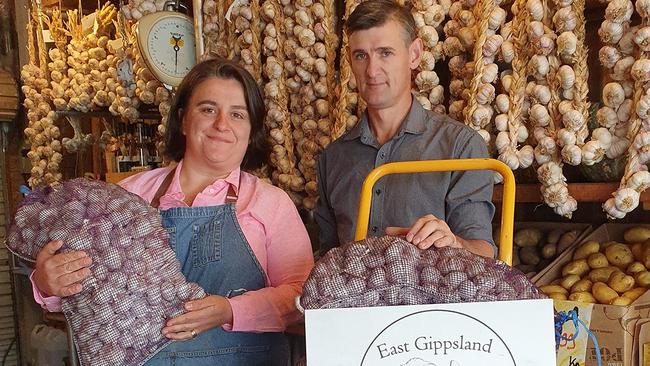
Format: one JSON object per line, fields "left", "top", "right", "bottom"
{"left": 581, "top": 140, "right": 606, "bottom": 165}
{"left": 613, "top": 187, "right": 640, "bottom": 212}
{"left": 122, "top": 0, "right": 166, "bottom": 20}
{"left": 603, "top": 198, "right": 626, "bottom": 219}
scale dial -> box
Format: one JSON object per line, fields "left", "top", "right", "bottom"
{"left": 135, "top": 12, "right": 196, "bottom": 87}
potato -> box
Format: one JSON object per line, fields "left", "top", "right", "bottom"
{"left": 601, "top": 241, "right": 618, "bottom": 250}
{"left": 547, "top": 229, "right": 564, "bottom": 245}
{"left": 592, "top": 282, "right": 619, "bottom": 304}
{"left": 622, "top": 287, "right": 648, "bottom": 301}
{"left": 548, "top": 292, "right": 568, "bottom": 300}
{"left": 626, "top": 262, "right": 647, "bottom": 274}
{"left": 589, "top": 267, "right": 619, "bottom": 283}
{"left": 562, "top": 259, "right": 590, "bottom": 277}
{"left": 630, "top": 242, "right": 644, "bottom": 262}
{"left": 520, "top": 246, "right": 541, "bottom": 266}
{"left": 611, "top": 296, "right": 633, "bottom": 306}
{"left": 573, "top": 241, "right": 600, "bottom": 260}
{"left": 540, "top": 284, "right": 568, "bottom": 295}
{"left": 605, "top": 243, "right": 634, "bottom": 269}
{"left": 623, "top": 226, "right": 650, "bottom": 243}
{"left": 568, "top": 291, "right": 596, "bottom": 303}
{"left": 541, "top": 243, "right": 557, "bottom": 259}
{"left": 635, "top": 271, "right": 650, "bottom": 287}
{"left": 514, "top": 228, "right": 542, "bottom": 247}
{"left": 557, "top": 230, "right": 579, "bottom": 253}
{"left": 550, "top": 278, "right": 562, "bottom": 285}
{"left": 587, "top": 252, "right": 609, "bottom": 269}
{"left": 643, "top": 241, "right": 650, "bottom": 269}
{"left": 607, "top": 271, "right": 635, "bottom": 293}
{"left": 560, "top": 275, "right": 581, "bottom": 290}
{"left": 571, "top": 279, "right": 593, "bottom": 293}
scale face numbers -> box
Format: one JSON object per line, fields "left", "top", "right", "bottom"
{"left": 136, "top": 12, "right": 196, "bottom": 87}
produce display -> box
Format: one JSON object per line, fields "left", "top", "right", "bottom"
{"left": 6, "top": 179, "right": 205, "bottom": 366}
{"left": 509, "top": 226, "right": 582, "bottom": 277}
{"left": 300, "top": 236, "right": 546, "bottom": 310}
{"left": 17, "top": 0, "right": 650, "bottom": 215}
{"left": 539, "top": 226, "right": 650, "bottom": 304}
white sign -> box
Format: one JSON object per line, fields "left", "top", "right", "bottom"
{"left": 306, "top": 299, "right": 556, "bottom": 366}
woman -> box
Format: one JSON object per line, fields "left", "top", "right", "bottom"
{"left": 30, "top": 59, "right": 314, "bottom": 365}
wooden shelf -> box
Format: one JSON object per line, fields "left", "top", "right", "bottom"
{"left": 493, "top": 183, "right": 650, "bottom": 209}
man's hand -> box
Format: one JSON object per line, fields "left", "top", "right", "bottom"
{"left": 385, "top": 214, "right": 494, "bottom": 257}
{"left": 385, "top": 214, "right": 460, "bottom": 250}
{"left": 162, "top": 295, "right": 234, "bottom": 340}
{"left": 33, "top": 240, "right": 93, "bottom": 297}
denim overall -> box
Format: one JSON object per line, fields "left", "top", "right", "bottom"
{"left": 145, "top": 170, "right": 290, "bottom": 366}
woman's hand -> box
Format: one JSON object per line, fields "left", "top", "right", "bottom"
{"left": 32, "top": 240, "right": 93, "bottom": 297}
{"left": 162, "top": 295, "right": 234, "bottom": 340}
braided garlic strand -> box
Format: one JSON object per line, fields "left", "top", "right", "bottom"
{"left": 604, "top": 0, "right": 650, "bottom": 219}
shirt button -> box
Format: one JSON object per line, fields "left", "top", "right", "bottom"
{"left": 375, "top": 188, "right": 382, "bottom": 195}
{"left": 208, "top": 188, "right": 215, "bottom": 194}
{"left": 380, "top": 152, "right": 385, "bottom": 158}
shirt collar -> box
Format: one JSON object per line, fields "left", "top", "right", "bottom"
{"left": 342, "top": 96, "right": 427, "bottom": 143}
{"left": 166, "top": 160, "right": 241, "bottom": 198}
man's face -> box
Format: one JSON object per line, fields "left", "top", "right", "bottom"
{"left": 348, "top": 19, "right": 421, "bottom": 110}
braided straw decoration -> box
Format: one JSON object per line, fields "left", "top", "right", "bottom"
{"left": 464, "top": 0, "right": 492, "bottom": 129}
{"left": 227, "top": 10, "right": 238, "bottom": 59}
{"left": 27, "top": 10, "right": 37, "bottom": 65}
{"left": 216, "top": 0, "right": 228, "bottom": 57}
{"left": 571, "top": 0, "right": 590, "bottom": 145}
{"left": 35, "top": 4, "right": 48, "bottom": 78}
{"left": 506, "top": 0, "right": 528, "bottom": 151}
{"left": 249, "top": 0, "right": 263, "bottom": 82}
{"left": 323, "top": 0, "right": 338, "bottom": 124}
{"left": 332, "top": 0, "right": 363, "bottom": 140}
{"left": 546, "top": 59, "right": 561, "bottom": 131}
{"left": 274, "top": 1, "right": 297, "bottom": 178}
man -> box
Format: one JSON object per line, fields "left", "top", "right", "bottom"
{"left": 315, "top": 0, "right": 495, "bottom": 257}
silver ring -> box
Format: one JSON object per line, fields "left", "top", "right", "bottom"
{"left": 190, "top": 329, "right": 197, "bottom": 339}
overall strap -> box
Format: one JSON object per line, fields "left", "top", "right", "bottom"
{"left": 151, "top": 167, "right": 176, "bottom": 209}
{"left": 225, "top": 173, "right": 241, "bottom": 204}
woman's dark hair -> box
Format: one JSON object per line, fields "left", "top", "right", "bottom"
{"left": 346, "top": 0, "right": 416, "bottom": 45}
{"left": 164, "top": 58, "right": 270, "bottom": 170}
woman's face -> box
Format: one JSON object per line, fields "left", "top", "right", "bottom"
{"left": 181, "top": 77, "right": 252, "bottom": 173}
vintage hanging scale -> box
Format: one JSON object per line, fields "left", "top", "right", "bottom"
{"left": 134, "top": 0, "right": 196, "bottom": 88}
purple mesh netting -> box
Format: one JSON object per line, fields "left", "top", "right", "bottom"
{"left": 300, "top": 236, "right": 546, "bottom": 310}
{"left": 6, "top": 178, "right": 205, "bottom": 366}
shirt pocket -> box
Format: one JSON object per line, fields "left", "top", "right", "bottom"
{"left": 191, "top": 216, "right": 223, "bottom": 266}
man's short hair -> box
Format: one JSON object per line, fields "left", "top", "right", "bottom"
{"left": 346, "top": 0, "right": 417, "bottom": 45}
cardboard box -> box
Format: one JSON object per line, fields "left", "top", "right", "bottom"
{"left": 493, "top": 222, "right": 592, "bottom": 281}
{"left": 535, "top": 224, "right": 650, "bottom": 366}
{"left": 636, "top": 321, "right": 650, "bottom": 366}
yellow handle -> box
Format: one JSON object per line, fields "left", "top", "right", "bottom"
{"left": 353, "top": 158, "right": 515, "bottom": 265}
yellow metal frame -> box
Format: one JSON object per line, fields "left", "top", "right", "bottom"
{"left": 353, "top": 158, "right": 516, "bottom": 265}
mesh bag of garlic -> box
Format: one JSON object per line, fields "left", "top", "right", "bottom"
{"left": 300, "top": 236, "right": 546, "bottom": 310}
{"left": 6, "top": 178, "right": 205, "bottom": 366}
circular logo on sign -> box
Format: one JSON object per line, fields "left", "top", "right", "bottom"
{"left": 361, "top": 309, "right": 516, "bottom": 366}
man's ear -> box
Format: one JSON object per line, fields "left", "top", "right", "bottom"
{"left": 409, "top": 38, "right": 423, "bottom": 70}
